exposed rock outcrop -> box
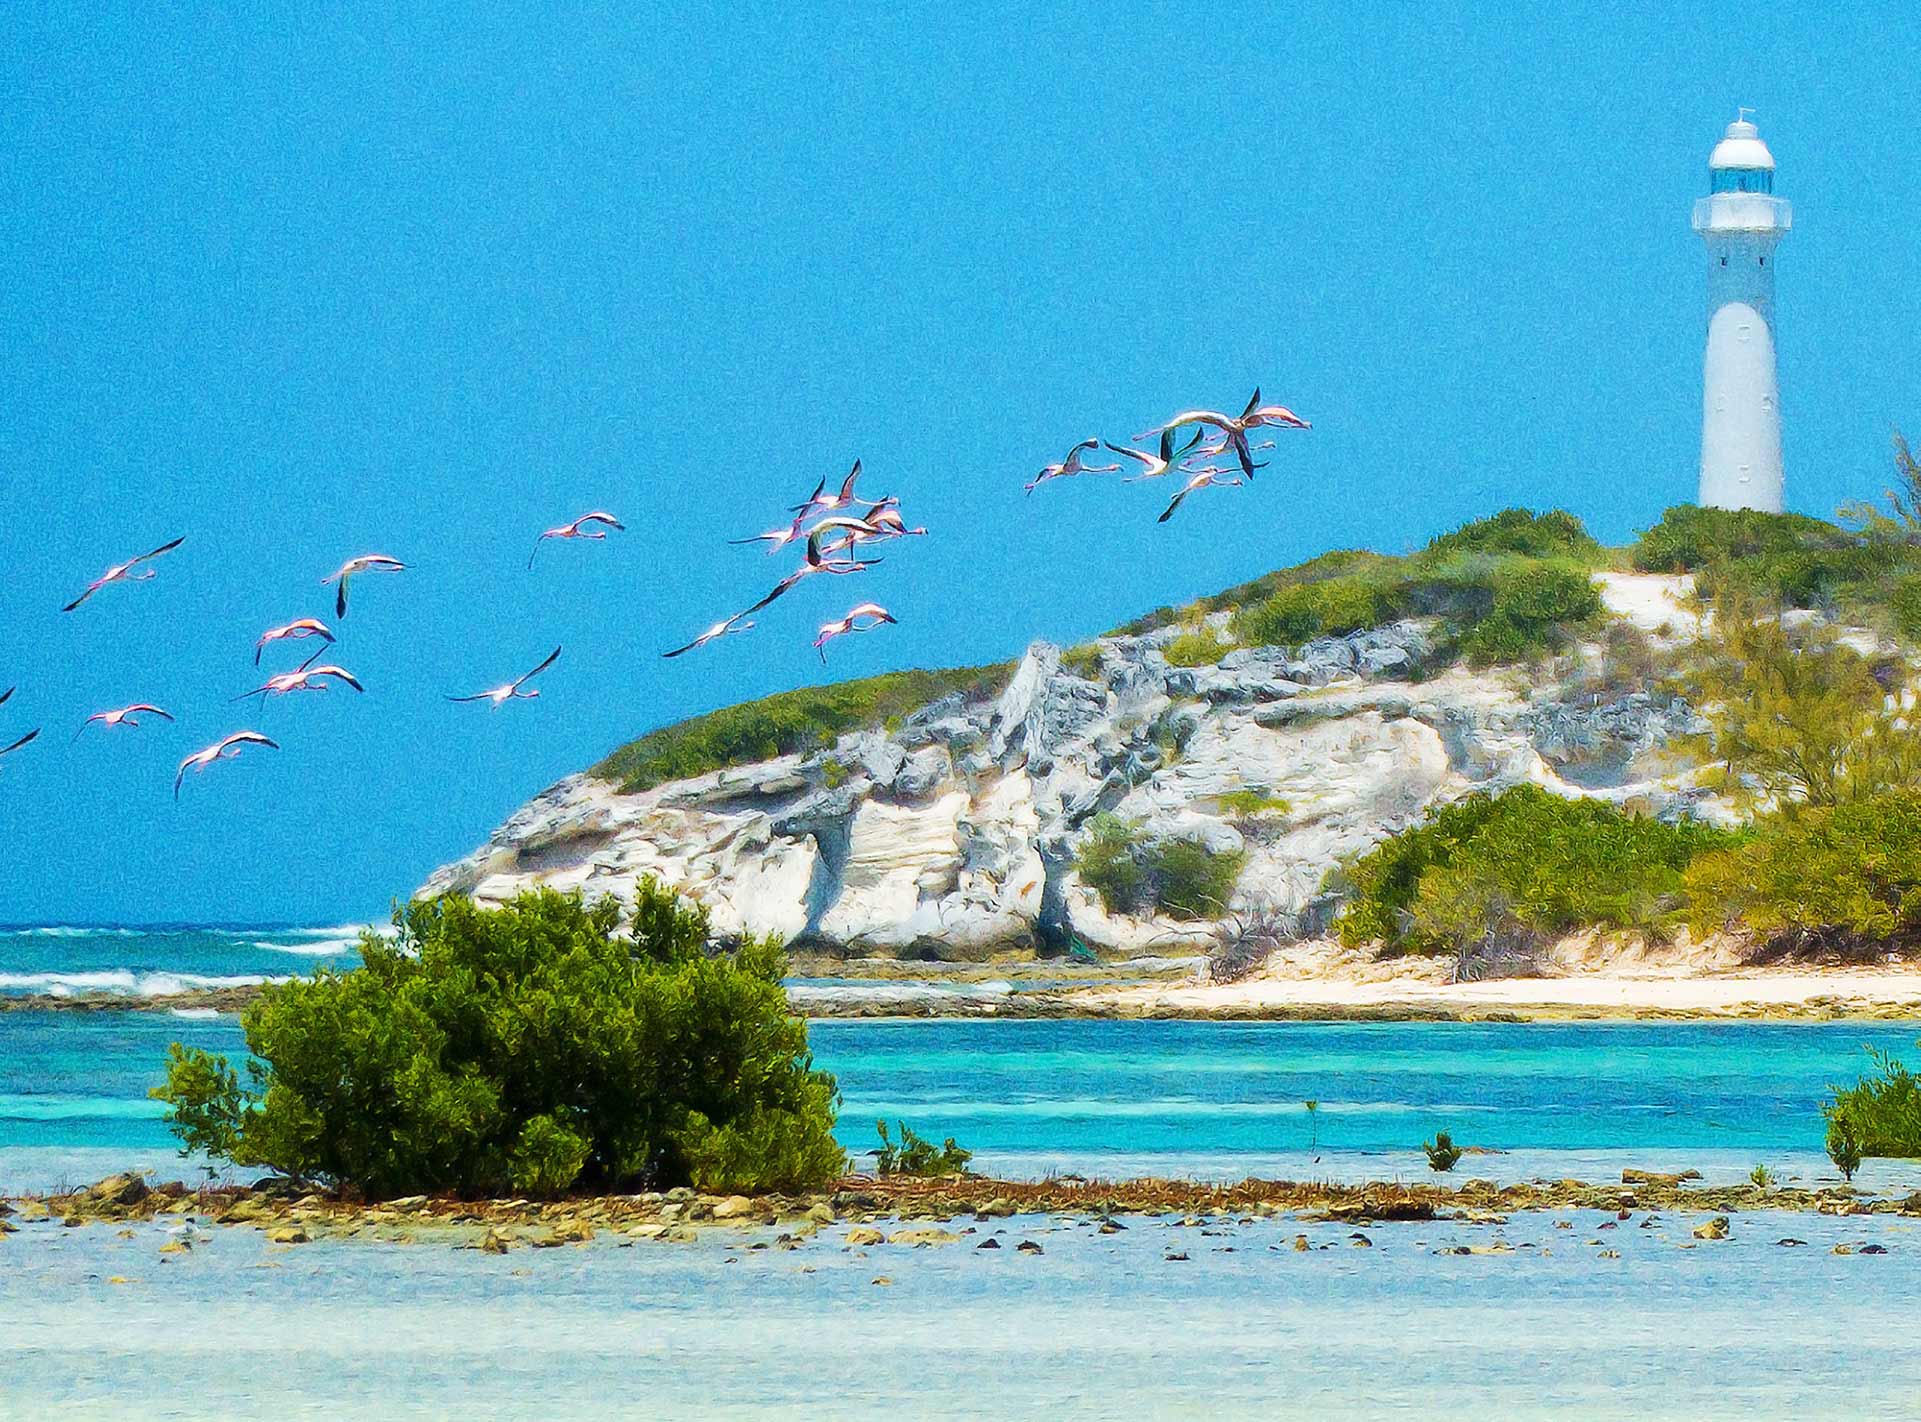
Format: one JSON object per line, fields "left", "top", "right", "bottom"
{"left": 421, "top": 591, "right": 1721, "bottom": 960}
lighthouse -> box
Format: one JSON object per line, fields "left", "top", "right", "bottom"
{"left": 1693, "top": 111, "right": 1791, "bottom": 512}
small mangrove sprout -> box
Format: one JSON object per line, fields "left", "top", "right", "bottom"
{"left": 1423, "top": 1131, "right": 1463, "bottom": 1173}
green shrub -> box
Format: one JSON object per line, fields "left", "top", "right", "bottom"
{"left": 1421, "top": 508, "right": 1603, "bottom": 564}
{"left": 594, "top": 665, "right": 1012, "bottom": 792}
{"left": 1685, "top": 792, "right": 1921, "bottom": 948}
{"left": 1074, "top": 815, "right": 1245, "bottom": 921}
{"left": 1231, "top": 575, "right": 1385, "bottom": 648}
{"left": 1162, "top": 625, "right": 1233, "bottom": 667}
{"left": 152, "top": 886, "right": 845, "bottom": 1199}
{"left": 1458, "top": 562, "right": 1604, "bottom": 666}
{"left": 1334, "top": 785, "right": 1741, "bottom": 955}
{"left": 1890, "top": 575, "right": 1921, "bottom": 640}
{"left": 1630, "top": 504, "right": 1921, "bottom": 615}
{"left": 1631, "top": 504, "right": 1851, "bottom": 574}
{"left": 874, "top": 1120, "right": 973, "bottom": 1177}
{"left": 1154, "top": 839, "right": 1247, "bottom": 920}
{"left": 1423, "top": 1131, "right": 1463, "bottom": 1172}
{"left": 1825, "top": 1045, "right": 1921, "bottom": 1169}
{"left": 1076, "top": 815, "right": 1152, "bottom": 913}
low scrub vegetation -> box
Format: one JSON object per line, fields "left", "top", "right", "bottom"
{"left": 1161, "top": 625, "right": 1234, "bottom": 668}
{"left": 1686, "top": 793, "right": 1921, "bottom": 951}
{"left": 1075, "top": 815, "right": 1246, "bottom": 921}
{"left": 873, "top": 1120, "right": 973, "bottom": 1177}
{"left": 1333, "top": 785, "right": 1739, "bottom": 959}
{"left": 1825, "top": 1045, "right": 1921, "bottom": 1175}
{"left": 154, "top": 886, "right": 846, "bottom": 1199}
{"left": 593, "top": 664, "right": 1011, "bottom": 792}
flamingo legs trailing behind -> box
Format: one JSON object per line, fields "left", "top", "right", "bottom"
{"left": 738, "top": 530, "right": 881, "bottom": 618}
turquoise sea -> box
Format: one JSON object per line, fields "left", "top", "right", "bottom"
{"left": 9, "top": 926, "right": 1921, "bottom": 1417}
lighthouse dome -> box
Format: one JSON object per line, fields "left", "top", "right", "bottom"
{"left": 1709, "top": 115, "right": 1774, "bottom": 193}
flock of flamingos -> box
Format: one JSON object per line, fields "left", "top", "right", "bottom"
{"left": 0, "top": 387, "right": 1305, "bottom": 798}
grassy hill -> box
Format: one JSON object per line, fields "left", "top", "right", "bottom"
{"left": 592, "top": 503, "right": 1921, "bottom": 796}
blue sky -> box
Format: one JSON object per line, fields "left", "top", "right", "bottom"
{"left": 3, "top": 4, "right": 1919, "bottom": 924}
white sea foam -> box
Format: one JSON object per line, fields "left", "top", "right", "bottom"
{"left": 0, "top": 971, "right": 286, "bottom": 998}
{"left": 5, "top": 926, "right": 144, "bottom": 939}
{"left": 247, "top": 938, "right": 361, "bottom": 957}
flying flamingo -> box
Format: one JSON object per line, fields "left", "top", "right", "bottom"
{"left": 1157, "top": 468, "right": 1247, "bottom": 524}
{"left": 73, "top": 704, "right": 175, "bottom": 742}
{"left": 529, "top": 512, "right": 625, "bottom": 568}
{"left": 816, "top": 504, "right": 927, "bottom": 558}
{"left": 813, "top": 603, "right": 897, "bottom": 661}
{"left": 254, "top": 618, "right": 335, "bottom": 667}
{"left": 663, "top": 613, "right": 756, "bottom": 659}
{"left": 0, "top": 728, "right": 38, "bottom": 767}
{"left": 740, "top": 530, "right": 882, "bottom": 617}
{"left": 1025, "top": 438, "right": 1121, "bottom": 495}
{"left": 322, "top": 555, "right": 406, "bottom": 619}
{"left": 175, "top": 732, "right": 279, "bottom": 800}
{"left": 61, "top": 537, "right": 185, "bottom": 612}
{"left": 1104, "top": 427, "right": 1206, "bottom": 482}
{"left": 448, "top": 647, "right": 560, "bottom": 707}
{"left": 790, "top": 460, "right": 865, "bottom": 518}
{"left": 1135, "top": 388, "right": 1306, "bottom": 477}
{"left": 235, "top": 666, "right": 365, "bottom": 701}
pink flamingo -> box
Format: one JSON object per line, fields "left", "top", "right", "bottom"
{"left": 529, "top": 512, "right": 624, "bottom": 568}
{"left": 73, "top": 703, "right": 175, "bottom": 743}
{"left": 322, "top": 555, "right": 406, "bottom": 618}
{"left": 254, "top": 618, "right": 335, "bottom": 667}
{"left": 1157, "top": 468, "right": 1247, "bottom": 524}
{"left": 813, "top": 603, "right": 897, "bottom": 661}
{"left": 816, "top": 504, "right": 928, "bottom": 558}
{"left": 62, "top": 537, "right": 185, "bottom": 612}
{"left": 1135, "top": 388, "right": 1307, "bottom": 478}
{"left": 739, "top": 530, "right": 882, "bottom": 617}
{"left": 175, "top": 732, "right": 279, "bottom": 800}
{"left": 235, "top": 665, "right": 365, "bottom": 701}
{"left": 731, "top": 508, "right": 812, "bottom": 556}
{"left": 0, "top": 728, "right": 38, "bottom": 767}
{"left": 1025, "top": 438, "right": 1121, "bottom": 495}
{"left": 663, "top": 613, "right": 756, "bottom": 659}
{"left": 448, "top": 647, "right": 560, "bottom": 707}
{"left": 1104, "top": 428, "right": 1206, "bottom": 482}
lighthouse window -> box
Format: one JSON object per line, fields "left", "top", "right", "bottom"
{"left": 1712, "top": 167, "right": 1774, "bottom": 194}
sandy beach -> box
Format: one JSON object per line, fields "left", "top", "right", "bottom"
{"left": 1060, "top": 939, "right": 1921, "bottom": 1022}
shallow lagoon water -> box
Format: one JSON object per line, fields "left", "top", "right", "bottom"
{"left": 10, "top": 999, "right": 1921, "bottom": 1413}
{"left": 5, "top": 1206, "right": 1921, "bottom": 1419}
{"left": 11, "top": 1012, "right": 1921, "bottom": 1192}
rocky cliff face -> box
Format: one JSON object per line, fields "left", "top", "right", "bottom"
{"left": 419, "top": 576, "right": 1713, "bottom": 960}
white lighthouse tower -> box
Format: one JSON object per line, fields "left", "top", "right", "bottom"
{"left": 1693, "top": 111, "right": 1791, "bottom": 512}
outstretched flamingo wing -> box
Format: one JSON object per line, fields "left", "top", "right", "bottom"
{"left": 1, "top": 728, "right": 40, "bottom": 757}
{"left": 514, "top": 647, "right": 561, "bottom": 688}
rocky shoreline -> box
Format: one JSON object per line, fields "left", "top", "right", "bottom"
{"left": 4, "top": 1169, "right": 1912, "bottom": 1258}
